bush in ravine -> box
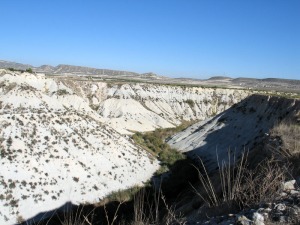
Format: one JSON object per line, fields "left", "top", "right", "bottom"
{"left": 132, "top": 129, "right": 186, "bottom": 174}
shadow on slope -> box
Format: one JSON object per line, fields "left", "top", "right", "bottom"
{"left": 15, "top": 201, "right": 75, "bottom": 225}
{"left": 168, "top": 94, "right": 300, "bottom": 172}
{"left": 16, "top": 157, "right": 199, "bottom": 225}
{"left": 16, "top": 200, "right": 136, "bottom": 225}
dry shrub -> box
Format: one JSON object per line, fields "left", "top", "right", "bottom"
{"left": 131, "top": 187, "right": 186, "bottom": 225}
{"left": 270, "top": 115, "right": 300, "bottom": 175}
{"left": 59, "top": 206, "right": 94, "bottom": 225}
{"left": 192, "top": 151, "right": 287, "bottom": 215}
{"left": 191, "top": 151, "right": 248, "bottom": 209}
{"left": 271, "top": 120, "right": 300, "bottom": 156}
{"left": 237, "top": 157, "right": 287, "bottom": 207}
{"left": 132, "top": 189, "right": 150, "bottom": 225}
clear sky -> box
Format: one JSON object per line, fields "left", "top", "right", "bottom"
{"left": 0, "top": 0, "right": 299, "bottom": 79}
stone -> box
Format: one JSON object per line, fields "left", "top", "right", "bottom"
{"left": 262, "top": 213, "right": 269, "bottom": 221}
{"left": 253, "top": 212, "right": 265, "bottom": 225}
{"left": 236, "top": 215, "right": 252, "bottom": 225}
{"left": 275, "top": 203, "right": 286, "bottom": 211}
{"left": 263, "top": 208, "right": 272, "bottom": 213}
{"left": 289, "top": 206, "right": 300, "bottom": 216}
{"left": 280, "top": 192, "right": 288, "bottom": 197}
{"left": 290, "top": 190, "right": 299, "bottom": 195}
{"left": 279, "top": 216, "right": 288, "bottom": 223}
{"left": 282, "top": 180, "right": 296, "bottom": 191}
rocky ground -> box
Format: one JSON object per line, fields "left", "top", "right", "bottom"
{"left": 187, "top": 179, "right": 300, "bottom": 225}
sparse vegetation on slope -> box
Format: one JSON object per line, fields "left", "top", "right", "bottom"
{"left": 0, "top": 71, "right": 160, "bottom": 225}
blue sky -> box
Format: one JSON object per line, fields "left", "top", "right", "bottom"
{"left": 0, "top": 0, "right": 299, "bottom": 79}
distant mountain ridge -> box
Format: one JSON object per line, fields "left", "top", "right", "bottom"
{"left": 0, "top": 60, "right": 33, "bottom": 70}
{"left": 1, "top": 60, "right": 299, "bottom": 90}
{"left": 0, "top": 60, "right": 143, "bottom": 76}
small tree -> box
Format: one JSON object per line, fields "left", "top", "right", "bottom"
{"left": 26, "top": 68, "right": 33, "bottom": 73}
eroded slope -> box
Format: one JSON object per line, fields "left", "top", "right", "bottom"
{"left": 168, "top": 94, "right": 300, "bottom": 171}
{"left": 0, "top": 71, "right": 159, "bottom": 225}
{"left": 60, "top": 79, "right": 251, "bottom": 134}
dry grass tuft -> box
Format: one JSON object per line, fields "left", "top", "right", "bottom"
{"left": 191, "top": 150, "right": 248, "bottom": 209}
{"left": 192, "top": 150, "right": 287, "bottom": 216}
{"left": 272, "top": 120, "right": 300, "bottom": 156}
{"left": 131, "top": 186, "right": 186, "bottom": 225}
{"left": 238, "top": 157, "right": 287, "bottom": 207}
{"left": 270, "top": 114, "right": 300, "bottom": 175}
{"left": 58, "top": 206, "right": 94, "bottom": 225}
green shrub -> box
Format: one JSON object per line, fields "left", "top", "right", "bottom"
{"left": 132, "top": 124, "right": 191, "bottom": 174}
{"left": 26, "top": 68, "right": 33, "bottom": 73}
{"left": 7, "top": 67, "right": 16, "bottom": 71}
{"left": 105, "top": 185, "right": 141, "bottom": 202}
{"left": 185, "top": 99, "right": 195, "bottom": 108}
{"left": 56, "top": 89, "right": 69, "bottom": 95}
{"left": 6, "top": 67, "right": 34, "bottom": 73}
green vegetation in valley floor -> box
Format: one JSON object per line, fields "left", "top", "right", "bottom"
{"left": 132, "top": 121, "right": 195, "bottom": 174}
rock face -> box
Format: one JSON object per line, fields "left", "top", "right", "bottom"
{"left": 59, "top": 79, "right": 251, "bottom": 134}
{"left": 0, "top": 71, "right": 159, "bottom": 225}
{"left": 167, "top": 94, "right": 300, "bottom": 171}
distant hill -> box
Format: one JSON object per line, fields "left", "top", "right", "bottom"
{"left": 0, "top": 60, "right": 141, "bottom": 76}
{"left": 207, "top": 76, "right": 232, "bottom": 80}
{"left": 0, "top": 60, "right": 32, "bottom": 70}
{"left": 1, "top": 59, "right": 299, "bottom": 91}
{"left": 261, "top": 78, "right": 300, "bottom": 85}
